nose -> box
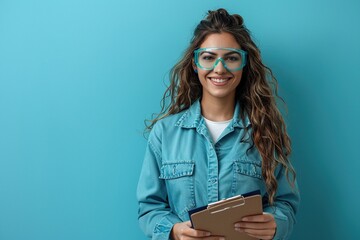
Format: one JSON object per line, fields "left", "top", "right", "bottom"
{"left": 213, "top": 58, "right": 227, "bottom": 74}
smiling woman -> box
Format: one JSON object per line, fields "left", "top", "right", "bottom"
{"left": 137, "top": 8, "right": 300, "bottom": 240}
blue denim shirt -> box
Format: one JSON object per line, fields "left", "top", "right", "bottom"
{"left": 137, "top": 99, "right": 300, "bottom": 240}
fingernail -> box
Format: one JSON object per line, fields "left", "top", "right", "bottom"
{"left": 235, "top": 227, "right": 244, "bottom": 232}
{"left": 234, "top": 223, "right": 240, "bottom": 227}
{"left": 220, "top": 237, "right": 225, "bottom": 240}
{"left": 242, "top": 217, "right": 248, "bottom": 221}
{"left": 206, "top": 232, "right": 211, "bottom": 236}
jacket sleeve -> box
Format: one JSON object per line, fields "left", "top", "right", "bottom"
{"left": 263, "top": 165, "right": 300, "bottom": 240}
{"left": 137, "top": 127, "right": 182, "bottom": 240}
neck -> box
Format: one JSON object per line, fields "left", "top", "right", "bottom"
{"left": 200, "top": 96, "right": 236, "bottom": 122}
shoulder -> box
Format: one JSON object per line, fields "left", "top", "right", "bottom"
{"left": 148, "top": 100, "right": 201, "bottom": 142}
{"left": 159, "top": 110, "right": 188, "bottom": 128}
{"left": 148, "top": 109, "right": 188, "bottom": 141}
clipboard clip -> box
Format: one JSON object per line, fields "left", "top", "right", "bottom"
{"left": 209, "top": 196, "right": 246, "bottom": 214}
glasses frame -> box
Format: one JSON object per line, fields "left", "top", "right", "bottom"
{"left": 194, "top": 47, "right": 247, "bottom": 72}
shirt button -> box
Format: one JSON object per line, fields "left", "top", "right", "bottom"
{"left": 210, "top": 178, "right": 217, "bottom": 184}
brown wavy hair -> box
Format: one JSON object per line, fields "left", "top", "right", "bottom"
{"left": 145, "top": 8, "right": 296, "bottom": 204}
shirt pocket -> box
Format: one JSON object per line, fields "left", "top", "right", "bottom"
{"left": 232, "top": 158, "right": 265, "bottom": 195}
{"left": 159, "top": 161, "right": 196, "bottom": 219}
{"left": 234, "top": 159, "right": 262, "bottom": 179}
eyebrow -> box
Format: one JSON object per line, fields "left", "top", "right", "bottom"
{"left": 199, "top": 51, "right": 239, "bottom": 56}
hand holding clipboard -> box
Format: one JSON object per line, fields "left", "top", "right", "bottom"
{"left": 188, "top": 190, "right": 263, "bottom": 240}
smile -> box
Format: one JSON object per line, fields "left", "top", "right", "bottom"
{"left": 208, "top": 77, "right": 232, "bottom": 85}
{"left": 211, "top": 78, "right": 229, "bottom": 82}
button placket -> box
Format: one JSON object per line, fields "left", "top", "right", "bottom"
{"left": 207, "top": 142, "right": 219, "bottom": 203}
{"left": 197, "top": 120, "right": 220, "bottom": 203}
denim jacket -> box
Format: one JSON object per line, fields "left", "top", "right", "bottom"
{"left": 137, "top": 99, "right": 300, "bottom": 240}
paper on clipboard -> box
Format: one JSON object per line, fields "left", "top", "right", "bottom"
{"left": 189, "top": 190, "right": 263, "bottom": 240}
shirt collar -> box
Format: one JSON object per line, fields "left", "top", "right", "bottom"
{"left": 175, "top": 99, "right": 251, "bottom": 129}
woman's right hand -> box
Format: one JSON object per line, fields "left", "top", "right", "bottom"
{"left": 170, "top": 221, "right": 225, "bottom": 240}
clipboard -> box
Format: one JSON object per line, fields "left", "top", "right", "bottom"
{"left": 188, "top": 190, "right": 263, "bottom": 240}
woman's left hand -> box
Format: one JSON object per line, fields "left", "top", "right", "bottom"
{"left": 234, "top": 212, "right": 276, "bottom": 240}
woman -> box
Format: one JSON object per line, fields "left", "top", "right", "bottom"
{"left": 137, "top": 8, "right": 300, "bottom": 240}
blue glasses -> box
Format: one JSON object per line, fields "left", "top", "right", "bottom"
{"left": 194, "top": 47, "right": 247, "bottom": 72}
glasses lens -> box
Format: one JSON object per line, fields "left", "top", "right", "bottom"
{"left": 197, "top": 50, "right": 244, "bottom": 71}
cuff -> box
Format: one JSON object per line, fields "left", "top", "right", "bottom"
{"left": 264, "top": 207, "right": 290, "bottom": 240}
{"left": 272, "top": 215, "right": 286, "bottom": 240}
{"left": 152, "top": 214, "right": 182, "bottom": 240}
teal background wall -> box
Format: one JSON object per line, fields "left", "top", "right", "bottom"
{"left": 0, "top": 0, "right": 359, "bottom": 239}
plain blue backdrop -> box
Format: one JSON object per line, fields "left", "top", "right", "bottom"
{"left": 0, "top": 0, "right": 359, "bottom": 239}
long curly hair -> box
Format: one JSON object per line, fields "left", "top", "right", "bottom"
{"left": 145, "top": 8, "right": 296, "bottom": 204}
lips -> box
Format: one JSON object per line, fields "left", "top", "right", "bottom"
{"left": 208, "top": 77, "right": 232, "bottom": 86}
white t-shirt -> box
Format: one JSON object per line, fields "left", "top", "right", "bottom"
{"left": 203, "top": 117, "right": 232, "bottom": 143}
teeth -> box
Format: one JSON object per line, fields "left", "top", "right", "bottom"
{"left": 210, "top": 78, "right": 228, "bottom": 83}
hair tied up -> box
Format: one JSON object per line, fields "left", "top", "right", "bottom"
{"left": 206, "top": 8, "right": 244, "bottom": 27}
{"left": 233, "top": 15, "right": 244, "bottom": 26}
